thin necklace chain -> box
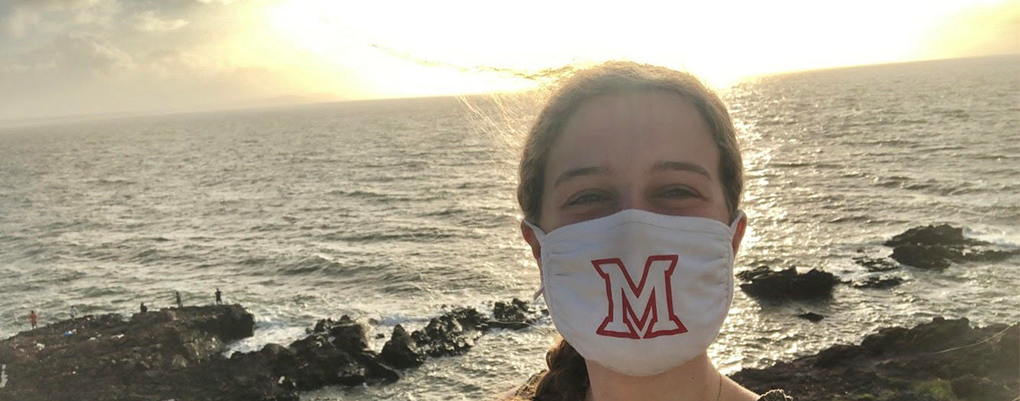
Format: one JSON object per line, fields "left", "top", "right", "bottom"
{"left": 715, "top": 371, "right": 722, "bottom": 401}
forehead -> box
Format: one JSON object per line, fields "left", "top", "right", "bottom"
{"left": 546, "top": 91, "right": 719, "bottom": 178}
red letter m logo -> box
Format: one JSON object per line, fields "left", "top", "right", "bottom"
{"left": 592, "top": 255, "right": 688, "bottom": 339}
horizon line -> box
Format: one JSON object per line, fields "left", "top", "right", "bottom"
{"left": 3, "top": 52, "right": 1016, "bottom": 130}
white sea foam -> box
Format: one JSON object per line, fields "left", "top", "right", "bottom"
{"left": 223, "top": 322, "right": 306, "bottom": 358}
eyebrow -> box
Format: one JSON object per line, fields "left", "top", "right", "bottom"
{"left": 652, "top": 161, "right": 711, "bottom": 179}
{"left": 553, "top": 166, "right": 608, "bottom": 188}
{"left": 552, "top": 160, "right": 710, "bottom": 188}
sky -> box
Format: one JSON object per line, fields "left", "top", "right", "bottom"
{"left": 1, "top": 0, "right": 1018, "bottom": 121}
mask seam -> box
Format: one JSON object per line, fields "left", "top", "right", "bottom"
{"left": 539, "top": 210, "right": 735, "bottom": 239}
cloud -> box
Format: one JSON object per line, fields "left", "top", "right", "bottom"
{"left": 143, "top": 48, "right": 210, "bottom": 78}
{"left": 48, "top": 32, "right": 136, "bottom": 76}
{"left": 3, "top": 0, "right": 117, "bottom": 38}
{"left": 134, "top": 10, "right": 189, "bottom": 32}
{"left": 6, "top": 6, "right": 43, "bottom": 38}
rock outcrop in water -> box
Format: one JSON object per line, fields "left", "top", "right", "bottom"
{"left": 380, "top": 307, "right": 489, "bottom": 369}
{"left": 731, "top": 317, "right": 1019, "bottom": 401}
{"left": 511, "top": 317, "right": 1018, "bottom": 400}
{"left": 853, "top": 275, "right": 904, "bottom": 289}
{"left": 0, "top": 305, "right": 291, "bottom": 401}
{"left": 853, "top": 255, "right": 901, "bottom": 272}
{"left": 380, "top": 300, "right": 539, "bottom": 369}
{"left": 738, "top": 266, "right": 841, "bottom": 300}
{"left": 234, "top": 314, "right": 400, "bottom": 391}
{"left": 0, "top": 299, "right": 543, "bottom": 400}
{"left": 885, "top": 224, "right": 1019, "bottom": 269}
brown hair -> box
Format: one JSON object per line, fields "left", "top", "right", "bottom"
{"left": 516, "top": 61, "right": 744, "bottom": 400}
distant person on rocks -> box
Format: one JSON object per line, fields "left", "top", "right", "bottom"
{"left": 140, "top": 302, "right": 148, "bottom": 314}
{"left": 215, "top": 288, "right": 223, "bottom": 305}
{"left": 70, "top": 305, "right": 77, "bottom": 319}
{"left": 175, "top": 291, "right": 183, "bottom": 309}
{"left": 29, "top": 310, "right": 37, "bottom": 329}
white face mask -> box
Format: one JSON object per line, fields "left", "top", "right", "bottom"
{"left": 525, "top": 209, "right": 743, "bottom": 377}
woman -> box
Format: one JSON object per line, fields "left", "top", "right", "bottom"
{"left": 508, "top": 62, "right": 790, "bottom": 401}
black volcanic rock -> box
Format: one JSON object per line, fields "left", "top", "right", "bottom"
{"left": 852, "top": 256, "right": 900, "bottom": 272}
{"left": 738, "top": 266, "right": 840, "bottom": 300}
{"left": 277, "top": 333, "right": 368, "bottom": 389}
{"left": 884, "top": 224, "right": 1020, "bottom": 269}
{"left": 0, "top": 304, "right": 292, "bottom": 401}
{"left": 732, "top": 317, "right": 1019, "bottom": 401}
{"left": 890, "top": 243, "right": 954, "bottom": 269}
{"left": 884, "top": 224, "right": 980, "bottom": 248}
{"left": 378, "top": 303, "right": 531, "bottom": 370}
{"left": 411, "top": 307, "right": 489, "bottom": 357}
{"left": 854, "top": 276, "right": 904, "bottom": 289}
{"left": 268, "top": 315, "right": 397, "bottom": 389}
{"left": 380, "top": 324, "right": 425, "bottom": 369}
{"left": 0, "top": 299, "right": 545, "bottom": 400}
{"left": 491, "top": 298, "right": 538, "bottom": 330}
{"left": 514, "top": 317, "right": 1019, "bottom": 400}
{"left": 797, "top": 312, "right": 826, "bottom": 322}
{"left": 323, "top": 315, "right": 369, "bottom": 352}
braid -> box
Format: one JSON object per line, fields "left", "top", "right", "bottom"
{"left": 533, "top": 339, "right": 589, "bottom": 401}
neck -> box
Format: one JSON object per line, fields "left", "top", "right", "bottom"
{"left": 585, "top": 353, "right": 719, "bottom": 401}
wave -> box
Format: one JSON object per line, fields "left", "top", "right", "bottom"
{"left": 321, "top": 230, "right": 463, "bottom": 243}
{"left": 87, "top": 178, "right": 135, "bottom": 186}
{"left": 239, "top": 257, "right": 269, "bottom": 266}
{"left": 420, "top": 208, "right": 470, "bottom": 217}
{"left": 279, "top": 255, "right": 343, "bottom": 276}
{"left": 324, "top": 189, "right": 433, "bottom": 203}
{"left": 827, "top": 214, "right": 875, "bottom": 224}
{"left": 327, "top": 189, "right": 389, "bottom": 198}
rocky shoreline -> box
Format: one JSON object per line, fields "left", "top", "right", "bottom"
{"left": 2, "top": 303, "right": 1015, "bottom": 401}
{"left": 0, "top": 300, "right": 543, "bottom": 401}
{"left": 1, "top": 224, "right": 1016, "bottom": 400}
{"left": 725, "top": 224, "right": 1019, "bottom": 399}
{"left": 732, "top": 317, "right": 1018, "bottom": 401}
{"left": 735, "top": 224, "right": 1019, "bottom": 323}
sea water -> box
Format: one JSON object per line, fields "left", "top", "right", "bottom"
{"left": 1, "top": 55, "right": 1017, "bottom": 400}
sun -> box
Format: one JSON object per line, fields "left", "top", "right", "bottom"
{"left": 257, "top": 0, "right": 1019, "bottom": 99}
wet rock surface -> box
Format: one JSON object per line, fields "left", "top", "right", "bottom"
{"left": 380, "top": 298, "right": 539, "bottom": 369}
{"left": 732, "top": 317, "right": 1019, "bottom": 401}
{"left": 738, "top": 266, "right": 841, "bottom": 300}
{"left": 796, "top": 312, "right": 826, "bottom": 322}
{"left": 853, "top": 256, "right": 900, "bottom": 272}
{"left": 0, "top": 299, "right": 544, "bottom": 400}
{"left": 854, "top": 276, "right": 904, "bottom": 289}
{"left": 379, "top": 324, "right": 426, "bottom": 369}
{"left": 408, "top": 307, "right": 489, "bottom": 357}
{"left": 0, "top": 304, "right": 289, "bottom": 401}
{"left": 885, "top": 224, "right": 1020, "bottom": 269}
{"left": 253, "top": 314, "right": 399, "bottom": 391}
{"left": 491, "top": 298, "right": 539, "bottom": 330}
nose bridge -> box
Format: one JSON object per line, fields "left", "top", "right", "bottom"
{"left": 616, "top": 184, "right": 647, "bottom": 212}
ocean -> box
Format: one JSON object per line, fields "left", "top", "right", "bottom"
{"left": 1, "top": 54, "right": 1017, "bottom": 400}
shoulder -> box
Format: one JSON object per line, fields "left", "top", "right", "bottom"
{"left": 756, "top": 390, "right": 793, "bottom": 401}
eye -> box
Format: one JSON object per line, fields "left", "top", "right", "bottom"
{"left": 566, "top": 191, "right": 610, "bottom": 206}
{"left": 659, "top": 186, "right": 698, "bottom": 199}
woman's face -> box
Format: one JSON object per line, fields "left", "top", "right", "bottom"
{"left": 536, "top": 90, "right": 733, "bottom": 233}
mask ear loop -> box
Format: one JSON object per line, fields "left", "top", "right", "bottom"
{"left": 522, "top": 220, "right": 547, "bottom": 301}
{"left": 729, "top": 210, "right": 746, "bottom": 233}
